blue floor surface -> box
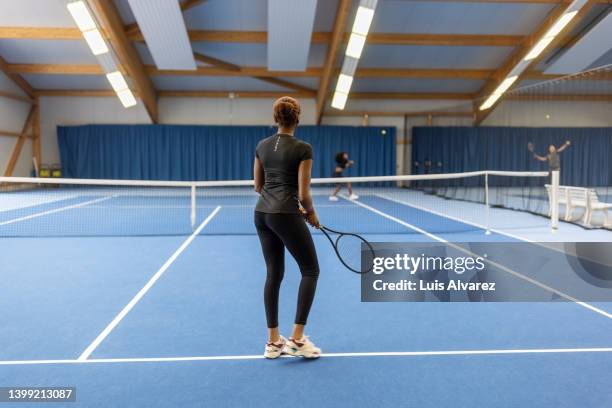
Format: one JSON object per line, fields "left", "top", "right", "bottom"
{"left": 1, "top": 193, "right": 611, "bottom": 407}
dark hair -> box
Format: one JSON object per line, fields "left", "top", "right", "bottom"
{"left": 273, "top": 96, "right": 301, "bottom": 128}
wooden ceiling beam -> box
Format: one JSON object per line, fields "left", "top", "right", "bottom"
{"left": 366, "top": 33, "right": 524, "bottom": 46}
{"left": 192, "top": 52, "right": 315, "bottom": 94}
{"left": 252, "top": 77, "right": 315, "bottom": 95}
{"left": 180, "top": 0, "right": 207, "bottom": 12}
{"left": 158, "top": 90, "right": 313, "bottom": 98}
{"left": 354, "top": 68, "right": 493, "bottom": 79}
{"left": 193, "top": 52, "right": 241, "bottom": 71}
{"left": 0, "top": 89, "right": 34, "bottom": 103}
{"left": 324, "top": 110, "right": 474, "bottom": 117}
{"left": 0, "top": 129, "right": 25, "bottom": 138}
{"left": 315, "top": 0, "right": 351, "bottom": 124}
{"left": 150, "top": 65, "right": 323, "bottom": 77}
{"left": 7, "top": 64, "right": 104, "bottom": 75}
{"left": 0, "top": 27, "right": 536, "bottom": 47}
{"left": 89, "top": 0, "right": 158, "bottom": 122}
{"left": 0, "top": 55, "right": 35, "bottom": 99}
{"left": 350, "top": 92, "right": 476, "bottom": 100}
{"left": 11, "top": 63, "right": 581, "bottom": 82}
{"left": 35, "top": 90, "right": 117, "bottom": 97}
{"left": 507, "top": 93, "right": 612, "bottom": 101}
{"left": 33, "top": 89, "right": 612, "bottom": 101}
{"left": 473, "top": 3, "right": 570, "bottom": 125}
{"left": 0, "top": 27, "right": 84, "bottom": 40}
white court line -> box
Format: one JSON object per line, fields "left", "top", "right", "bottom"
{"left": 374, "top": 193, "right": 606, "bottom": 263}
{"left": 77, "top": 206, "right": 222, "bottom": 361}
{"left": 2, "top": 347, "right": 612, "bottom": 366}
{"left": 341, "top": 195, "right": 612, "bottom": 320}
{"left": 374, "top": 193, "right": 536, "bottom": 242}
{"left": 0, "top": 196, "right": 115, "bottom": 226}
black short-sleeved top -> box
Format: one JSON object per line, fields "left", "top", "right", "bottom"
{"left": 335, "top": 153, "right": 348, "bottom": 168}
{"left": 255, "top": 134, "right": 313, "bottom": 214}
{"left": 334, "top": 153, "right": 348, "bottom": 175}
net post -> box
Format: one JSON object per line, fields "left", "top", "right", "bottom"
{"left": 550, "top": 170, "right": 560, "bottom": 230}
{"left": 484, "top": 172, "right": 491, "bottom": 235}
{"left": 190, "top": 184, "right": 196, "bottom": 229}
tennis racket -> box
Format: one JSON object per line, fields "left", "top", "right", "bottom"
{"left": 527, "top": 142, "right": 534, "bottom": 152}
{"left": 320, "top": 225, "right": 375, "bottom": 274}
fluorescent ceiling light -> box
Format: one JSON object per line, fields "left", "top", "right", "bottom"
{"left": 331, "top": 91, "right": 348, "bottom": 110}
{"left": 493, "top": 75, "right": 518, "bottom": 95}
{"left": 352, "top": 6, "right": 375, "bottom": 36}
{"left": 82, "top": 29, "right": 109, "bottom": 55}
{"left": 524, "top": 37, "right": 554, "bottom": 61}
{"left": 547, "top": 10, "right": 578, "bottom": 37}
{"left": 479, "top": 75, "right": 518, "bottom": 110}
{"left": 346, "top": 33, "right": 366, "bottom": 59}
{"left": 116, "top": 89, "right": 138, "bottom": 108}
{"left": 336, "top": 74, "right": 354, "bottom": 94}
{"left": 479, "top": 93, "right": 501, "bottom": 111}
{"left": 67, "top": 1, "right": 97, "bottom": 32}
{"left": 106, "top": 71, "right": 129, "bottom": 92}
{"left": 524, "top": 10, "right": 578, "bottom": 61}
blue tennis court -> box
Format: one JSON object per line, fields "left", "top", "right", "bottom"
{"left": 1, "top": 187, "right": 611, "bottom": 407}
{"left": 2, "top": 0, "right": 612, "bottom": 405}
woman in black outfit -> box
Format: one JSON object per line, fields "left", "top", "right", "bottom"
{"left": 253, "top": 96, "right": 321, "bottom": 359}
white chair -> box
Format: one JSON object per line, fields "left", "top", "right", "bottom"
{"left": 546, "top": 185, "right": 569, "bottom": 219}
{"left": 566, "top": 187, "right": 589, "bottom": 223}
{"left": 586, "top": 190, "right": 612, "bottom": 227}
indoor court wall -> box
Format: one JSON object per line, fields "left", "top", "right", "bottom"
{"left": 484, "top": 100, "right": 612, "bottom": 127}
{"left": 0, "top": 71, "right": 34, "bottom": 177}
{"left": 34, "top": 94, "right": 612, "bottom": 179}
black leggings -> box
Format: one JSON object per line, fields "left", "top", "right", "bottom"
{"left": 254, "top": 212, "right": 320, "bottom": 328}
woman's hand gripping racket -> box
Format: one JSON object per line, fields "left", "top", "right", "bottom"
{"left": 527, "top": 142, "right": 534, "bottom": 152}
{"left": 300, "top": 207, "right": 375, "bottom": 274}
{"left": 319, "top": 226, "right": 376, "bottom": 274}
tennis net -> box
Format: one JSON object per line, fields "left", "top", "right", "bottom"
{"left": 0, "top": 170, "right": 551, "bottom": 237}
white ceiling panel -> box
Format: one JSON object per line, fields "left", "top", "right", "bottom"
{"left": 128, "top": 0, "right": 196, "bottom": 70}
{"left": 267, "top": 0, "right": 317, "bottom": 71}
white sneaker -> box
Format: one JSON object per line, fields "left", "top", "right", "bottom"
{"left": 284, "top": 336, "right": 321, "bottom": 359}
{"left": 329, "top": 195, "right": 339, "bottom": 201}
{"left": 349, "top": 194, "right": 359, "bottom": 200}
{"left": 264, "top": 335, "right": 287, "bottom": 359}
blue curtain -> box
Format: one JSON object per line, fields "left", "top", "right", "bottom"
{"left": 412, "top": 126, "right": 612, "bottom": 186}
{"left": 58, "top": 125, "right": 396, "bottom": 180}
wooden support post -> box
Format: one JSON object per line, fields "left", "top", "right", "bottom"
{"left": 3, "top": 104, "right": 36, "bottom": 176}
{"left": 32, "top": 97, "right": 41, "bottom": 174}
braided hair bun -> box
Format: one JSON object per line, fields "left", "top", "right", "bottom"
{"left": 273, "top": 96, "right": 301, "bottom": 128}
